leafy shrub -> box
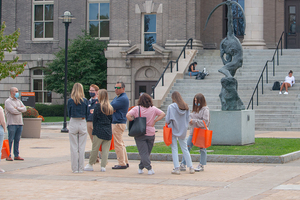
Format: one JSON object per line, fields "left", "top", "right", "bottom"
{"left": 23, "top": 106, "right": 39, "bottom": 118}
{"left": 35, "top": 104, "right": 65, "bottom": 117}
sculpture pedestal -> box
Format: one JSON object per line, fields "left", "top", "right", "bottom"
{"left": 210, "top": 110, "right": 255, "bottom": 145}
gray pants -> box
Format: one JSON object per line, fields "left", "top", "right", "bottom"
{"left": 134, "top": 135, "right": 155, "bottom": 170}
{"left": 69, "top": 118, "right": 87, "bottom": 172}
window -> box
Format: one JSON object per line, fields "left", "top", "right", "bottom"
{"left": 224, "top": 0, "right": 245, "bottom": 37}
{"left": 143, "top": 14, "right": 157, "bottom": 52}
{"left": 31, "top": 68, "right": 52, "bottom": 103}
{"left": 288, "top": 6, "right": 296, "bottom": 35}
{"left": 33, "top": 0, "right": 54, "bottom": 39}
{"left": 88, "top": 1, "right": 110, "bottom": 39}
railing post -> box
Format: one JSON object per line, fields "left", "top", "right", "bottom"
{"left": 162, "top": 75, "right": 164, "bottom": 86}
{"left": 170, "top": 62, "right": 173, "bottom": 73}
{"left": 277, "top": 50, "right": 279, "bottom": 66}
{"left": 266, "top": 63, "right": 268, "bottom": 83}
{"left": 273, "top": 60, "right": 275, "bottom": 76}
{"left": 184, "top": 48, "right": 186, "bottom": 59}
{"left": 281, "top": 37, "right": 283, "bottom": 55}
{"left": 262, "top": 75, "right": 264, "bottom": 94}
{"left": 256, "top": 87, "right": 259, "bottom": 106}
{"left": 191, "top": 39, "right": 193, "bottom": 49}
{"left": 252, "top": 99, "right": 253, "bottom": 109}
{"left": 176, "top": 60, "right": 178, "bottom": 71}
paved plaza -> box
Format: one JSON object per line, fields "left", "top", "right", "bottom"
{"left": 1, "top": 126, "right": 300, "bottom": 199}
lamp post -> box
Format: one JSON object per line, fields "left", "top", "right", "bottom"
{"left": 60, "top": 11, "right": 74, "bottom": 133}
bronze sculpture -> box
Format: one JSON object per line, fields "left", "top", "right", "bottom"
{"left": 205, "top": 0, "right": 246, "bottom": 110}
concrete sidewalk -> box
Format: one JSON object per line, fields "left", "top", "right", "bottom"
{"left": 1, "top": 126, "right": 300, "bottom": 199}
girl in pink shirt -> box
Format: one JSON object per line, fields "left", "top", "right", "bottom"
{"left": 127, "top": 93, "right": 165, "bottom": 175}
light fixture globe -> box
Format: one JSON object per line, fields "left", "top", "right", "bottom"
{"left": 60, "top": 10, "right": 74, "bottom": 23}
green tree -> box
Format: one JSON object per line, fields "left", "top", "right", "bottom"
{"left": 45, "top": 31, "right": 107, "bottom": 97}
{"left": 0, "top": 22, "right": 26, "bottom": 80}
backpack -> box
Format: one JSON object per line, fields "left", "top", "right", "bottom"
{"left": 272, "top": 81, "right": 280, "bottom": 90}
{"left": 195, "top": 72, "right": 206, "bottom": 80}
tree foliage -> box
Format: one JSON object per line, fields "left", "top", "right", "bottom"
{"left": 45, "top": 31, "right": 107, "bottom": 97}
{"left": 0, "top": 22, "right": 26, "bottom": 80}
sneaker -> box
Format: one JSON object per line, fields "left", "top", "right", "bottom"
{"left": 73, "top": 171, "right": 79, "bottom": 173}
{"left": 138, "top": 169, "right": 144, "bottom": 174}
{"left": 195, "top": 164, "right": 204, "bottom": 172}
{"left": 189, "top": 167, "right": 195, "bottom": 174}
{"left": 179, "top": 163, "right": 186, "bottom": 171}
{"left": 100, "top": 167, "right": 106, "bottom": 172}
{"left": 148, "top": 169, "right": 155, "bottom": 175}
{"left": 171, "top": 168, "right": 180, "bottom": 175}
{"left": 84, "top": 164, "right": 93, "bottom": 171}
{"left": 279, "top": 91, "right": 282, "bottom": 94}
{"left": 0, "top": 168, "right": 5, "bottom": 173}
{"left": 284, "top": 91, "right": 288, "bottom": 95}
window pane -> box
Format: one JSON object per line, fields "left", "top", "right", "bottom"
{"left": 89, "top": 21, "right": 99, "bottom": 37}
{"left": 35, "top": 22, "right": 43, "bottom": 38}
{"left": 100, "top": 3, "right": 109, "bottom": 19}
{"left": 139, "top": 86, "right": 146, "bottom": 95}
{"left": 290, "top": 6, "right": 296, "bottom": 14}
{"left": 35, "top": 92, "right": 43, "bottom": 103}
{"left": 289, "top": 15, "right": 296, "bottom": 34}
{"left": 144, "top": 15, "right": 156, "bottom": 32}
{"left": 45, "top": 4, "right": 53, "bottom": 20}
{"left": 89, "top": 3, "right": 99, "bottom": 20}
{"left": 34, "top": 79, "right": 43, "bottom": 90}
{"left": 144, "top": 33, "right": 156, "bottom": 51}
{"left": 100, "top": 21, "right": 109, "bottom": 37}
{"left": 35, "top": 5, "right": 43, "bottom": 21}
{"left": 33, "top": 69, "right": 43, "bottom": 75}
{"left": 45, "top": 22, "right": 53, "bottom": 38}
{"left": 44, "top": 92, "right": 52, "bottom": 103}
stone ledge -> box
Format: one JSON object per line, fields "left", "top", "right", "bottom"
{"left": 84, "top": 150, "right": 300, "bottom": 164}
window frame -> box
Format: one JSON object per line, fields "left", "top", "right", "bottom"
{"left": 31, "top": 68, "right": 52, "bottom": 103}
{"left": 32, "top": 0, "right": 54, "bottom": 41}
{"left": 223, "top": 0, "right": 245, "bottom": 38}
{"left": 141, "top": 13, "right": 157, "bottom": 54}
{"left": 87, "top": 0, "right": 110, "bottom": 40}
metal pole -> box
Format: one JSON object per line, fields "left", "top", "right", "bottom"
{"left": 61, "top": 22, "right": 69, "bottom": 133}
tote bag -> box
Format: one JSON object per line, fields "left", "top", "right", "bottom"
{"left": 192, "top": 121, "right": 213, "bottom": 148}
{"left": 99, "top": 135, "right": 115, "bottom": 151}
{"left": 128, "top": 106, "right": 146, "bottom": 137}
{"left": 1, "top": 139, "right": 10, "bottom": 159}
{"left": 163, "top": 123, "right": 172, "bottom": 146}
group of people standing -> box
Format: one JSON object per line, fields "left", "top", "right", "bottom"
{"left": 67, "top": 80, "right": 210, "bottom": 175}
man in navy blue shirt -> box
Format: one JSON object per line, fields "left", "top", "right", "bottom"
{"left": 111, "top": 82, "right": 129, "bottom": 169}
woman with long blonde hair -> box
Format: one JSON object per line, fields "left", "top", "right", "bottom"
{"left": 84, "top": 89, "right": 114, "bottom": 172}
{"left": 67, "top": 83, "right": 89, "bottom": 173}
{"left": 165, "top": 91, "right": 195, "bottom": 175}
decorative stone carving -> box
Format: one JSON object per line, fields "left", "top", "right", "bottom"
{"left": 135, "top": 0, "right": 163, "bottom": 14}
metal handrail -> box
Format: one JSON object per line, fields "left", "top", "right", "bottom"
{"left": 152, "top": 38, "right": 193, "bottom": 99}
{"left": 247, "top": 31, "right": 285, "bottom": 109}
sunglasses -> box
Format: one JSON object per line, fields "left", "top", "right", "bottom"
{"left": 114, "top": 87, "right": 122, "bottom": 89}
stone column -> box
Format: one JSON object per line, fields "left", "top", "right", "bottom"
{"left": 242, "top": 0, "right": 266, "bottom": 49}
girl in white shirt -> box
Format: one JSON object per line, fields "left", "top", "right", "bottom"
{"left": 279, "top": 70, "right": 295, "bottom": 95}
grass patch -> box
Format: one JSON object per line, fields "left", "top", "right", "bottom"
{"left": 43, "top": 116, "right": 70, "bottom": 123}
{"left": 125, "top": 138, "right": 300, "bottom": 156}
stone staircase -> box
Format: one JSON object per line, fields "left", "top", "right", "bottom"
{"left": 155, "top": 49, "right": 300, "bottom": 131}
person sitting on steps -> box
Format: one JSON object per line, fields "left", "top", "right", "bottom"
{"left": 188, "top": 62, "right": 199, "bottom": 77}
{"left": 279, "top": 70, "right": 295, "bottom": 95}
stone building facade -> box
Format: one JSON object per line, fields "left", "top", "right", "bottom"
{"left": 0, "top": 0, "right": 296, "bottom": 106}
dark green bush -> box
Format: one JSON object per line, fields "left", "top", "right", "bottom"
{"left": 35, "top": 104, "right": 65, "bottom": 117}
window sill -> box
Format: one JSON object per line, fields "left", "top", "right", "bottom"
{"left": 25, "top": 40, "right": 59, "bottom": 49}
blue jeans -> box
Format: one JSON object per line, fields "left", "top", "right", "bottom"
{"left": 0, "top": 126, "right": 4, "bottom": 160}
{"left": 7, "top": 125, "right": 23, "bottom": 158}
{"left": 171, "top": 135, "right": 193, "bottom": 168}
{"left": 181, "top": 134, "right": 207, "bottom": 166}
{"left": 189, "top": 72, "right": 199, "bottom": 76}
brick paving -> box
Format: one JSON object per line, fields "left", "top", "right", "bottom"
{"left": 1, "top": 127, "right": 300, "bottom": 199}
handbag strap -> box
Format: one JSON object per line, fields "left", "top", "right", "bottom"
{"left": 138, "top": 106, "right": 141, "bottom": 117}
{"left": 202, "top": 120, "right": 208, "bottom": 130}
